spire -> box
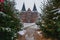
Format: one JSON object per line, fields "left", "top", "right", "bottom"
{"left": 21, "top": 3, "right": 26, "bottom": 11}
{"left": 33, "top": 3, "right": 37, "bottom": 11}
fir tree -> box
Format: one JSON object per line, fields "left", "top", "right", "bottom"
{"left": 37, "top": 0, "right": 60, "bottom": 40}
{"left": 0, "top": 0, "right": 23, "bottom": 40}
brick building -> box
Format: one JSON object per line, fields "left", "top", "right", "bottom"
{"left": 20, "top": 3, "right": 38, "bottom": 23}
{"left": 17, "top": 3, "right": 54, "bottom": 40}
{"left": 17, "top": 3, "right": 41, "bottom": 40}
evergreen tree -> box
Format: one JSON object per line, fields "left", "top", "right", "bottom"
{"left": 37, "top": 0, "right": 60, "bottom": 40}
{"left": 0, "top": 0, "right": 23, "bottom": 40}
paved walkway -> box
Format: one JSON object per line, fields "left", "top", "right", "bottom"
{"left": 17, "top": 30, "right": 53, "bottom": 40}
{"left": 17, "top": 28, "right": 54, "bottom": 40}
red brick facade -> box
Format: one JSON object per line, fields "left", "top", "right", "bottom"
{"left": 20, "top": 8, "right": 38, "bottom": 23}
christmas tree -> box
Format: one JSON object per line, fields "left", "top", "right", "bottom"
{"left": 37, "top": 0, "right": 60, "bottom": 40}
{"left": 0, "top": 0, "right": 23, "bottom": 40}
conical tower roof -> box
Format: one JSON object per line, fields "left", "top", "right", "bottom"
{"left": 21, "top": 3, "right": 26, "bottom": 11}
{"left": 33, "top": 3, "right": 37, "bottom": 11}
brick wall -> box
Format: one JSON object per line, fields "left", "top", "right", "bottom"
{"left": 20, "top": 10, "right": 38, "bottom": 23}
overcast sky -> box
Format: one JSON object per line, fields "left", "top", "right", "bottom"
{"left": 15, "top": 0, "right": 47, "bottom": 13}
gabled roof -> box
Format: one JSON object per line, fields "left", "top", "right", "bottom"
{"left": 27, "top": 8, "right": 31, "bottom": 11}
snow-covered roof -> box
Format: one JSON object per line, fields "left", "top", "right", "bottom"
{"left": 22, "top": 23, "right": 39, "bottom": 29}
{"left": 18, "top": 23, "right": 40, "bottom": 35}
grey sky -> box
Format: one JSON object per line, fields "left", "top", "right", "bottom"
{"left": 15, "top": 0, "right": 47, "bottom": 13}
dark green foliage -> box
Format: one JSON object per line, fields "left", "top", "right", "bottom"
{"left": 0, "top": 0, "right": 22, "bottom": 40}
{"left": 37, "top": 0, "right": 60, "bottom": 40}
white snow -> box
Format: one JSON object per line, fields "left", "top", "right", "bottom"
{"left": 51, "top": 8, "right": 60, "bottom": 13}
{"left": 22, "top": 23, "right": 39, "bottom": 29}
{"left": 18, "top": 30, "right": 26, "bottom": 35}
{"left": 0, "top": 11, "right": 6, "bottom": 16}
{"left": 18, "top": 23, "right": 39, "bottom": 35}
